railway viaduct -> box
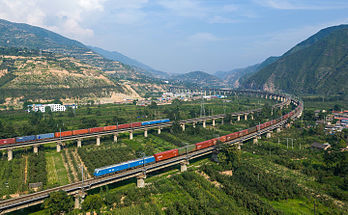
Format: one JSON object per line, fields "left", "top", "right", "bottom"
{"left": 0, "top": 90, "right": 302, "bottom": 214}
{"left": 1, "top": 89, "right": 291, "bottom": 161}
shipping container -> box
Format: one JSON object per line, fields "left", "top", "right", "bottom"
{"left": 72, "top": 129, "right": 89, "bottom": 136}
{"left": 178, "top": 144, "right": 196, "bottom": 155}
{"left": 0, "top": 138, "right": 16, "bottom": 145}
{"left": 226, "top": 132, "right": 239, "bottom": 141}
{"left": 16, "top": 135, "right": 36, "bottom": 143}
{"left": 104, "top": 125, "right": 117, "bottom": 131}
{"left": 239, "top": 129, "right": 249, "bottom": 137}
{"left": 54, "top": 131, "right": 73, "bottom": 138}
{"left": 36, "top": 133, "right": 54, "bottom": 140}
{"left": 195, "top": 140, "right": 214, "bottom": 150}
{"left": 117, "top": 123, "right": 130, "bottom": 129}
{"left": 89, "top": 127, "right": 104, "bottom": 133}
{"left": 154, "top": 149, "right": 179, "bottom": 162}
{"left": 219, "top": 136, "right": 227, "bottom": 143}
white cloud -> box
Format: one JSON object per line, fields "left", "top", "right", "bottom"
{"left": 0, "top": 0, "right": 108, "bottom": 42}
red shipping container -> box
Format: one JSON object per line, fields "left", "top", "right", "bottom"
{"left": 117, "top": 123, "right": 130, "bottom": 129}
{"left": 154, "top": 149, "right": 179, "bottom": 162}
{"left": 55, "top": 131, "right": 73, "bottom": 138}
{"left": 104, "top": 125, "right": 117, "bottom": 131}
{"left": 195, "top": 140, "right": 213, "bottom": 150}
{"left": 72, "top": 129, "right": 89, "bottom": 135}
{"left": 89, "top": 127, "right": 104, "bottom": 133}
{"left": 0, "top": 138, "right": 16, "bottom": 145}
{"left": 239, "top": 129, "right": 249, "bottom": 137}
{"left": 132, "top": 122, "right": 142, "bottom": 127}
{"left": 211, "top": 138, "right": 218, "bottom": 145}
{"left": 219, "top": 136, "right": 227, "bottom": 143}
{"left": 226, "top": 132, "right": 239, "bottom": 141}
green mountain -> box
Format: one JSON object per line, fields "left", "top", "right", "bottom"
{"left": 0, "top": 18, "right": 148, "bottom": 80}
{"left": 172, "top": 71, "right": 224, "bottom": 88}
{"left": 215, "top": 56, "right": 279, "bottom": 88}
{"left": 241, "top": 25, "right": 348, "bottom": 96}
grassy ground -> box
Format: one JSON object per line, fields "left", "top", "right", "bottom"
{"left": 45, "top": 151, "right": 69, "bottom": 187}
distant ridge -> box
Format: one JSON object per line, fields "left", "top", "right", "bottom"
{"left": 241, "top": 24, "right": 348, "bottom": 96}
{"left": 89, "top": 46, "right": 169, "bottom": 79}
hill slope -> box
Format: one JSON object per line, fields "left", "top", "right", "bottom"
{"left": 0, "top": 19, "right": 148, "bottom": 80}
{"left": 241, "top": 25, "right": 348, "bottom": 96}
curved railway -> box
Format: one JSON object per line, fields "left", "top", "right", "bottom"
{"left": 0, "top": 90, "right": 302, "bottom": 214}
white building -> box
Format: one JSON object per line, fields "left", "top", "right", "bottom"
{"left": 28, "top": 104, "right": 70, "bottom": 113}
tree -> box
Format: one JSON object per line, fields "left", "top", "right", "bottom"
{"left": 218, "top": 144, "right": 241, "bottom": 170}
{"left": 43, "top": 190, "right": 74, "bottom": 215}
{"left": 82, "top": 194, "right": 103, "bottom": 212}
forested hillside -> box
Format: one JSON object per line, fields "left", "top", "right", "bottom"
{"left": 241, "top": 25, "right": 348, "bottom": 98}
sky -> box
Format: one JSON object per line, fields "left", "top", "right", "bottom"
{"left": 0, "top": 0, "right": 348, "bottom": 74}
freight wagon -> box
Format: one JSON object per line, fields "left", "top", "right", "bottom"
{"left": 178, "top": 144, "right": 196, "bottom": 155}
{"left": 0, "top": 138, "right": 16, "bottom": 145}
{"left": 195, "top": 140, "right": 214, "bottom": 150}
{"left": 16, "top": 135, "right": 36, "bottom": 143}
{"left": 54, "top": 131, "right": 73, "bottom": 138}
{"left": 72, "top": 129, "right": 89, "bottom": 135}
{"left": 154, "top": 149, "right": 179, "bottom": 162}
{"left": 36, "top": 133, "right": 54, "bottom": 140}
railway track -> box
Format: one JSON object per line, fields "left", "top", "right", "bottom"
{"left": 0, "top": 92, "right": 300, "bottom": 214}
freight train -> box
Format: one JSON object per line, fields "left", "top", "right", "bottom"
{"left": 0, "top": 119, "right": 170, "bottom": 146}
{"left": 93, "top": 104, "right": 301, "bottom": 177}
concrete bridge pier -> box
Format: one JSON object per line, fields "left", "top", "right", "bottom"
{"left": 74, "top": 191, "right": 86, "bottom": 209}
{"left": 144, "top": 129, "right": 148, "bottom": 137}
{"left": 236, "top": 142, "right": 242, "bottom": 150}
{"left": 221, "top": 118, "right": 224, "bottom": 125}
{"left": 33, "top": 145, "right": 39, "bottom": 154}
{"left": 129, "top": 131, "right": 134, "bottom": 140}
{"left": 157, "top": 128, "right": 161, "bottom": 134}
{"left": 77, "top": 139, "right": 82, "bottom": 148}
{"left": 96, "top": 136, "right": 101, "bottom": 146}
{"left": 203, "top": 121, "right": 206, "bottom": 128}
{"left": 244, "top": 114, "right": 248, "bottom": 120}
{"left": 180, "top": 160, "right": 189, "bottom": 172}
{"left": 8, "top": 149, "right": 13, "bottom": 161}
{"left": 212, "top": 119, "right": 216, "bottom": 127}
{"left": 181, "top": 124, "right": 185, "bottom": 131}
{"left": 276, "top": 127, "right": 281, "bottom": 133}
{"left": 137, "top": 173, "right": 146, "bottom": 188}
{"left": 56, "top": 143, "right": 61, "bottom": 152}
{"left": 266, "top": 132, "right": 272, "bottom": 138}
{"left": 237, "top": 115, "right": 241, "bottom": 121}
{"left": 253, "top": 137, "right": 258, "bottom": 144}
{"left": 113, "top": 133, "right": 118, "bottom": 142}
{"left": 251, "top": 115, "right": 254, "bottom": 120}
{"left": 193, "top": 123, "right": 196, "bottom": 128}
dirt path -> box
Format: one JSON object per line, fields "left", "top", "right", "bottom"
{"left": 24, "top": 156, "right": 28, "bottom": 184}
{"left": 61, "top": 151, "right": 72, "bottom": 184}
{"left": 72, "top": 148, "right": 92, "bottom": 179}
{"left": 64, "top": 149, "right": 79, "bottom": 182}
{"left": 196, "top": 170, "right": 222, "bottom": 188}
{"left": 50, "top": 156, "right": 59, "bottom": 184}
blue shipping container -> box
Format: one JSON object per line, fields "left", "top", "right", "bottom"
{"left": 36, "top": 133, "right": 54, "bottom": 140}
{"left": 16, "top": 135, "right": 36, "bottom": 143}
